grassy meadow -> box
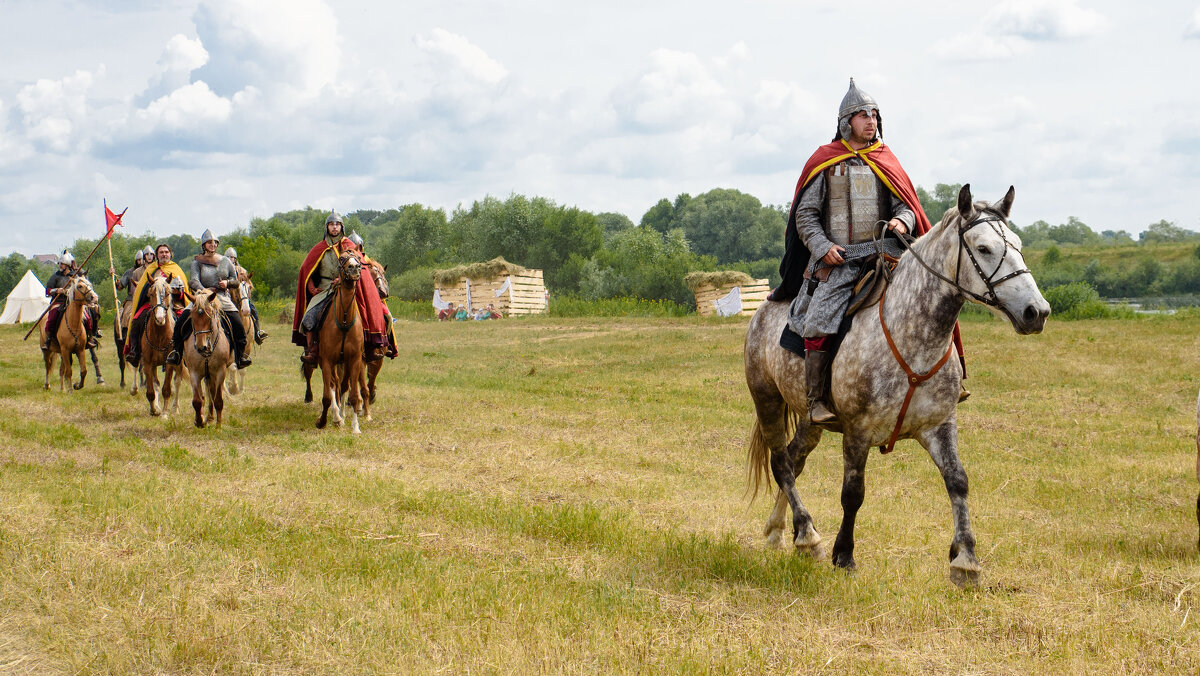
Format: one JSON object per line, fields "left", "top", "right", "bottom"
{"left": 1, "top": 309, "right": 1198, "bottom": 673}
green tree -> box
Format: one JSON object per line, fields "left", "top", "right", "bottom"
{"left": 915, "top": 183, "right": 962, "bottom": 225}
{"left": 1141, "top": 219, "right": 1199, "bottom": 244}
{"left": 674, "top": 188, "right": 784, "bottom": 264}
{"left": 376, "top": 204, "right": 451, "bottom": 273}
{"left": 596, "top": 212, "right": 634, "bottom": 242}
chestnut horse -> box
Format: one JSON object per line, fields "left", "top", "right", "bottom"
{"left": 183, "top": 289, "right": 235, "bottom": 428}
{"left": 139, "top": 275, "right": 186, "bottom": 418}
{"left": 315, "top": 251, "right": 367, "bottom": 432}
{"left": 745, "top": 185, "right": 1050, "bottom": 587}
{"left": 40, "top": 275, "right": 98, "bottom": 391}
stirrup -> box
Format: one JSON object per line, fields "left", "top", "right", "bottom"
{"left": 254, "top": 329, "right": 268, "bottom": 345}
{"left": 809, "top": 402, "right": 838, "bottom": 425}
{"left": 236, "top": 356, "right": 252, "bottom": 368}
{"left": 86, "top": 337, "right": 98, "bottom": 349}
{"left": 165, "top": 350, "right": 182, "bottom": 365}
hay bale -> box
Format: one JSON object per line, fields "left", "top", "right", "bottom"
{"left": 433, "top": 258, "right": 547, "bottom": 317}
{"left": 684, "top": 270, "right": 756, "bottom": 292}
{"left": 689, "top": 271, "right": 771, "bottom": 317}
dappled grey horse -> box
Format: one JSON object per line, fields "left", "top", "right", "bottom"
{"left": 744, "top": 184, "right": 1050, "bottom": 586}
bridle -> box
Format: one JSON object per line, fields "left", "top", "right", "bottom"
{"left": 890, "top": 207, "right": 1032, "bottom": 320}
{"left": 333, "top": 253, "right": 362, "bottom": 333}
{"left": 144, "top": 280, "right": 173, "bottom": 354}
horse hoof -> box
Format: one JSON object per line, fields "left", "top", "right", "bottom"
{"left": 831, "top": 552, "right": 856, "bottom": 571}
{"left": 796, "top": 541, "right": 826, "bottom": 560}
{"left": 764, "top": 529, "right": 784, "bottom": 549}
{"left": 949, "top": 552, "right": 981, "bottom": 588}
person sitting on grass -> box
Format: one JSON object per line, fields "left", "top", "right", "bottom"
{"left": 454, "top": 304, "right": 470, "bottom": 321}
{"left": 438, "top": 302, "right": 456, "bottom": 321}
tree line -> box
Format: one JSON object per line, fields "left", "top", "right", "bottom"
{"left": 2, "top": 183, "right": 1198, "bottom": 315}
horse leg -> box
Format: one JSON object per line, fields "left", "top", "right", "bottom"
{"left": 74, "top": 347, "right": 87, "bottom": 390}
{"left": 919, "top": 422, "right": 980, "bottom": 587}
{"left": 90, "top": 347, "right": 104, "bottom": 385}
{"left": 347, "top": 365, "right": 363, "bottom": 434}
{"left": 831, "top": 436, "right": 871, "bottom": 571}
{"left": 304, "top": 364, "right": 315, "bottom": 404}
{"left": 145, "top": 363, "right": 159, "bottom": 415}
{"left": 192, "top": 375, "right": 205, "bottom": 428}
{"left": 770, "top": 423, "right": 824, "bottom": 558}
{"left": 213, "top": 375, "right": 225, "bottom": 430}
{"left": 368, "top": 359, "right": 380, "bottom": 405}
{"left": 316, "top": 364, "right": 332, "bottom": 429}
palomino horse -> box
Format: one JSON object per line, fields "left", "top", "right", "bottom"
{"left": 745, "top": 184, "right": 1050, "bottom": 587}
{"left": 183, "top": 289, "right": 236, "bottom": 428}
{"left": 40, "top": 275, "right": 98, "bottom": 391}
{"left": 315, "top": 251, "right": 367, "bottom": 432}
{"left": 226, "top": 267, "right": 255, "bottom": 395}
{"left": 139, "top": 275, "right": 186, "bottom": 418}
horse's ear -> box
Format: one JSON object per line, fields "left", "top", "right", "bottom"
{"left": 957, "top": 184, "right": 975, "bottom": 223}
{"left": 383, "top": 264, "right": 388, "bottom": 272}
{"left": 247, "top": 271, "right": 254, "bottom": 280}
{"left": 994, "top": 185, "right": 1016, "bottom": 220}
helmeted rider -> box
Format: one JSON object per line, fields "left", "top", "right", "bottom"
{"left": 770, "top": 78, "right": 955, "bottom": 425}
{"left": 348, "top": 230, "right": 398, "bottom": 361}
{"left": 125, "top": 243, "right": 190, "bottom": 365}
{"left": 141, "top": 245, "right": 155, "bottom": 269}
{"left": 291, "top": 211, "right": 389, "bottom": 365}
{"left": 113, "top": 250, "right": 145, "bottom": 302}
{"left": 42, "top": 252, "right": 100, "bottom": 350}
{"left": 223, "top": 246, "right": 268, "bottom": 344}
{"left": 163, "top": 230, "right": 251, "bottom": 368}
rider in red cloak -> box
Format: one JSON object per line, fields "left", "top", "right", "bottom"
{"left": 292, "top": 211, "right": 389, "bottom": 364}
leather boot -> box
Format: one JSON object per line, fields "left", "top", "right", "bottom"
{"left": 300, "top": 331, "right": 319, "bottom": 365}
{"left": 254, "top": 328, "right": 268, "bottom": 344}
{"left": 805, "top": 349, "right": 838, "bottom": 425}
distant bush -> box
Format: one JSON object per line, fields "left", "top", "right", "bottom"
{"left": 1042, "top": 282, "right": 1100, "bottom": 315}
{"left": 389, "top": 267, "right": 436, "bottom": 301}
{"left": 389, "top": 299, "right": 433, "bottom": 321}
{"left": 547, "top": 295, "right": 692, "bottom": 317}
{"left": 1056, "top": 300, "right": 1134, "bottom": 320}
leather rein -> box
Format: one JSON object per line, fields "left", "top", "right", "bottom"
{"left": 875, "top": 209, "right": 1031, "bottom": 453}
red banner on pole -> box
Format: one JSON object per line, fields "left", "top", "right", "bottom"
{"left": 104, "top": 200, "right": 127, "bottom": 239}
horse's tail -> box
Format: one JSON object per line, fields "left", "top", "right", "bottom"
{"left": 745, "top": 403, "right": 800, "bottom": 503}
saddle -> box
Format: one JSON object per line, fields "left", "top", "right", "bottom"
{"left": 843, "top": 252, "right": 901, "bottom": 322}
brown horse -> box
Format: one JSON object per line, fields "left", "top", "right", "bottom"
{"left": 183, "top": 289, "right": 235, "bottom": 428}
{"left": 40, "top": 275, "right": 98, "bottom": 391}
{"left": 745, "top": 185, "right": 1049, "bottom": 587}
{"left": 315, "top": 251, "right": 367, "bottom": 432}
{"left": 226, "top": 267, "right": 255, "bottom": 395}
{"left": 115, "top": 298, "right": 137, "bottom": 391}
{"left": 139, "top": 275, "right": 186, "bottom": 418}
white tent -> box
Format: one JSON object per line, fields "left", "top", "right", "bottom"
{"left": 0, "top": 270, "right": 50, "bottom": 324}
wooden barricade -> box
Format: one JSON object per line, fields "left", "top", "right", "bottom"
{"left": 693, "top": 278, "right": 770, "bottom": 317}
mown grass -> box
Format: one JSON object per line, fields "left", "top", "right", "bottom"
{"left": 0, "top": 310, "right": 1198, "bottom": 673}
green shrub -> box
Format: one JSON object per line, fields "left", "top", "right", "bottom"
{"left": 1042, "top": 281, "right": 1100, "bottom": 315}
{"left": 389, "top": 267, "right": 436, "bottom": 301}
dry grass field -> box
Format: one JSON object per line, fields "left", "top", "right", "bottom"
{"left": 1, "top": 311, "right": 1198, "bottom": 674}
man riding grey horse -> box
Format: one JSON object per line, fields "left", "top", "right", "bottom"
{"left": 770, "top": 78, "right": 963, "bottom": 425}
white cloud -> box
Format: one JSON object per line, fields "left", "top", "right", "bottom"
{"left": 159, "top": 34, "right": 209, "bottom": 73}
{"left": 1186, "top": 7, "right": 1200, "bottom": 39}
{"left": 612, "top": 49, "right": 740, "bottom": 133}
{"left": 931, "top": 0, "right": 1106, "bottom": 61}
{"left": 134, "top": 81, "right": 232, "bottom": 131}
{"left": 414, "top": 28, "right": 508, "bottom": 85}
{"left": 0, "top": 182, "right": 68, "bottom": 212}
{"left": 190, "top": 0, "right": 340, "bottom": 108}
{"left": 985, "top": 0, "right": 1108, "bottom": 41}
{"left": 16, "top": 69, "right": 97, "bottom": 152}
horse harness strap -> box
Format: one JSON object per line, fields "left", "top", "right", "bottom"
{"left": 878, "top": 288, "right": 954, "bottom": 454}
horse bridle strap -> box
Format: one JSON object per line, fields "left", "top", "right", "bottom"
{"left": 878, "top": 289, "right": 955, "bottom": 454}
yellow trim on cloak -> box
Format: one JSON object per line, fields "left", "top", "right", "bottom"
{"left": 802, "top": 139, "right": 902, "bottom": 202}
{"left": 126, "top": 261, "right": 191, "bottom": 335}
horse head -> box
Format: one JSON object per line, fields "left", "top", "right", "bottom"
{"left": 338, "top": 251, "right": 363, "bottom": 285}
{"left": 945, "top": 184, "right": 1050, "bottom": 335}
{"left": 367, "top": 260, "right": 388, "bottom": 298}
{"left": 150, "top": 275, "right": 172, "bottom": 325}
{"left": 191, "top": 289, "right": 220, "bottom": 356}
{"left": 71, "top": 275, "right": 98, "bottom": 307}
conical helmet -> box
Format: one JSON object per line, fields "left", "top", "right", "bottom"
{"left": 59, "top": 252, "right": 75, "bottom": 266}
{"left": 224, "top": 247, "right": 237, "bottom": 259}
{"left": 134, "top": 251, "right": 143, "bottom": 266}
{"left": 143, "top": 245, "right": 155, "bottom": 257}
{"left": 837, "top": 77, "right": 883, "bottom": 141}
{"left": 325, "top": 210, "right": 343, "bottom": 225}
{"left": 200, "top": 229, "right": 219, "bottom": 246}
{"left": 349, "top": 231, "right": 363, "bottom": 247}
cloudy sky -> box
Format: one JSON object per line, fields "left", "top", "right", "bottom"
{"left": 1, "top": 0, "right": 1198, "bottom": 256}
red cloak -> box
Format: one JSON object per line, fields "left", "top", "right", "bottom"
{"left": 776, "top": 138, "right": 965, "bottom": 369}
{"left": 291, "top": 239, "right": 389, "bottom": 346}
